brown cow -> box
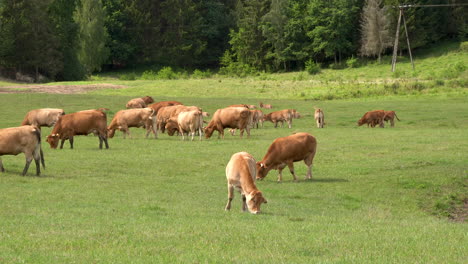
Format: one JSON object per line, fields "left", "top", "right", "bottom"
{"left": 259, "top": 102, "right": 273, "bottom": 109}
{"left": 107, "top": 108, "right": 155, "bottom": 139}
{"left": 358, "top": 110, "right": 385, "bottom": 128}
{"left": 126, "top": 96, "right": 154, "bottom": 109}
{"left": 0, "top": 125, "right": 45, "bottom": 176}
{"left": 165, "top": 110, "right": 203, "bottom": 141}
{"left": 251, "top": 109, "right": 264, "bottom": 129}
{"left": 248, "top": 105, "right": 257, "bottom": 109}
{"left": 289, "top": 109, "right": 301, "bottom": 119}
{"left": 46, "top": 109, "right": 109, "bottom": 149}
{"left": 384, "top": 111, "right": 400, "bottom": 127}
{"left": 205, "top": 107, "right": 251, "bottom": 139}
{"left": 257, "top": 132, "right": 317, "bottom": 182}
{"left": 229, "top": 104, "right": 249, "bottom": 108}
{"left": 263, "top": 109, "right": 293, "bottom": 128}
{"left": 225, "top": 152, "right": 267, "bottom": 214}
{"left": 155, "top": 105, "right": 201, "bottom": 137}
{"left": 314, "top": 108, "right": 324, "bottom": 128}
{"left": 21, "top": 108, "right": 65, "bottom": 128}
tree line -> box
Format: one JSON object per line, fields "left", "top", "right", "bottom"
{"left": 0, "top": 0, "right": 466, "bottom": 81}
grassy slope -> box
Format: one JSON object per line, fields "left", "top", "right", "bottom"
{"left": 0, "top": 41, "right": 467, "bottom": 262}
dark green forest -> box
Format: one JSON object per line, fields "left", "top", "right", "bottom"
{"left": 0, "top": 0, "right": 466, "bottom": 81}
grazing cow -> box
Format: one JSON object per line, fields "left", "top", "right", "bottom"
{"left": 358, "top": 110, "right": 385, "bottom": 128}
{"left": 229, "top": 104, "right": 249, "bottom": 108}
{"left": 259, "top": 102, "right": 273, "bottom": 109}
{"left": 46, "top": 109, "right": 109, "bottom": 149}
{"left": 155, "top": 105, "right": 201, "bottom": 137}
{"left": 205, "top": 107, "right": 251, "bottom": 139}
{"left": 126, "top": 96, "right": 154, "bottom": 109}
{"left": 251, "top": 109, "right": 264, "bottom": 129}
{"left": 225, "top": 152, "right": 267, "bottom": 214}
{"left": 384, "top": 111, "right": 400, "bottom": 127}
{"left": 21, "top": 108, "right": 65, "bottom": 128}
{"left": 257, "top": 132, "right": 317, "bottom": 182}
{"left": 248, "top": 105, "right": 257, "bottom": 109}
{"left": 107, "top": 108, "right": 155, "bottom": 139}
{"left": 263, "top": 109, "right": 293, "bottom": 128}
{"left": 0, "top": 125, "right": 45, "bottom": 176}
{"left": 314, "top": 108, "right": 324, "bottom": 128}
{"left": 289, "top": 109, "right": 301, "bottom": 119}
{"left": 165, "top": 110, "right": 203, "bottom": 141}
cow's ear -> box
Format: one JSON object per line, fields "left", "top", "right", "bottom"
{"left": 260, "top": 163, "right": 266, "bottom": 168}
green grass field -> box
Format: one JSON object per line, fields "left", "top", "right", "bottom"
{"left": 0, "top": 42, "right": 467, "bottom": 263}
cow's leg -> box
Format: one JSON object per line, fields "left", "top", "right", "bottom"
{"left": 241, "top": 194, "right": 247, "bottom": 212}
{"left": 190, "top": 131, "right": 195, "bottom": 141}
{"left": 34, "top": 155, "right": 41, "bottom": 176}
{"left": 287, "top": 162, "right": 298, "bottom": 181}
{"left": 98, "top": 135, "right": 103, "bottom": 149}
{"left": 239, "top": 128, "right": 244, "bottom": 139}
{"left": 390, "top": 119, "right": 395, "bottom": 127}
{"left": 22, "top": 154, "right": 33, "bottom": 176}
{"left": 225, "top": 184, "right": 234, "bottom": 211}
{"left": 198, "top": 127, "right": 202, "bottom": 141}
{"left": 69, "top": 137, "right": 74, "bottom": 149}
{"left": 277, "top": 164, "right": 287, "bottom": 182}
{"left": 304, "top": 154, "right": 314, "bottom": 180}
{"left": 246, "top": 126, "right": 250, "bottom": 138}
{"left": 288, "top": 119, "right": 292, "bottom": 129}
{"left": 274, "top": 121, "right": 278, "bottom": 128}
{"left": 0, "top": 158, "right": 5, "bottom": 172}
{"left": 379, "top": 119, "right": 385, "bottom": 128}
{"left": 60, "top": 139, "right": 66, "bottom": 149}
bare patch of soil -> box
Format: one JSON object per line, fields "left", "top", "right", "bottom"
{"left": 0, "top": 83, "right": 126, "bottom": 94}
{"left": 450, "top": 199, "right": 468, "bottom": 223}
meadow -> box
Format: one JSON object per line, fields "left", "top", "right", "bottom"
{"left": 0, "top": 42, "right": 467, "bottom": 263}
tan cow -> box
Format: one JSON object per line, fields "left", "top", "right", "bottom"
{"left": 126, "top": 96, "right": 154, "bottom": 109}
{"left": 0, "top": 125, "right": 45, "bottom": 176}
{"left": 225, "top": 152, "right": 267, "bottom": 214}
{"left": 314, "top": 108, "right": 324, "bottom": 128}
{"left": 107, "top": 108, "right": 155, "bottom": 139}
{"left": 384, "top": 111, "right": 400, "bottom": 127}
{"left": 263, "top": 109, "right": 293, "bottom": 128}
{"left": 259, "top": 102, "right": 273, "bottom": 109}
{"left": 205, "top": 107, "right": 251, "bottom": 139}
{"left": 21, "top": 108, "right": 65, "bottom": 128}
{"left": 155, "top": 105, "right": 202, "bottom": 137}
{"left": 257, "top": 132, "right": 317, "bottom": 182}
{"left": 229, "top": 104, "right": 249, "bottom": 108}
{"left": 165, "top": 110, "right": 203, "bottom": 141}
{"left": 46, "top": 109, "right": 109, "bottom": 149}
{"left": 289, "top": 109, "right": 301, "bottom": 119}
{"left": 358, "top": 110, "right": 385, "bottom": 128}
{"left": 251, "top": 109, "right": 264, "bottom": 129}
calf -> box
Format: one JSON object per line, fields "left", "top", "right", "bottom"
{"left": 107, "top": 108, "right": 155, "bottom": 139}
{"left": 165, "top": 110, "right": 203, "bottom": 141}
{"left": 384, "top": 111, "right": 400, "bottom": 127}
{"left": 21, "top": 108, "right": 65, "bottom": 128}
{"left": 46, "top": 109, "right": 109, "bottom": 149}
{"left": 126, "top": 96, "right": 154, "bottom": 109}
{"left": 259, "top": 102, "right": 273, "bottom": 109}
{"left": 225, "top": 152, "right": 267, "bottom": 214}
{"left": 263, "top": 109, "right": 293, "bottom": 128}
{"left": 314, "top": 108, "right": 324, "bottom": 128}
{"left": 257, "top": 132, "right": 317, "bottom": 182}
{"left": 205, "top": 107, "right": 251, "bottom": 139}
{"left": 358, "top": 110, "right": 385, "bottom": 128}
{"left": 0, "top": 125, "right": 45, "bottom": 176}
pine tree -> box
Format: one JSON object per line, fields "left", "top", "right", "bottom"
{"left": 74, "top": 0, "right": 109, "bottom": 75}
{"left": 261, "top": 0, "right": 288, "bottom": 71}
{"left": 360, "top": 0, "right": 392, "bottom": 63}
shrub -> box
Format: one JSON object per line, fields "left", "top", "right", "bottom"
{"left": 305, "top": 59, "right": 320, "bottom": 75}
{"left": 141, "top": 70, "right": 158, "bottom": 80}
{"left": 329, "top": 63, "right": 344, "bottom": 70}
{"left": 346, "top": 56, "right": 359, "bottom": 68}
{"left": 191, "top": 69, "right": 212, "bottom": 79}
{"left": 157, "top": 67, "right": 177, "bottom": 79}
{"left": 459, "top": 41, "right": 468, "bottom": 52}
{"left": 119, "top": 72, "right": 137, "bottom": 80}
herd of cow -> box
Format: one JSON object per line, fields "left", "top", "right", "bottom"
{"left": 0, "top": 95, "right": 400, "bottom": 214}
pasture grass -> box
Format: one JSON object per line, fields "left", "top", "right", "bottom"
{"left": 0, "top": 92, "right": 467, "bottom": 263}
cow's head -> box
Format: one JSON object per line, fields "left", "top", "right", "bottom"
{"left": 246, "top": 190, "right": 267, "bottom": 214}
{"left": 142, "top": 96, "right": 154, "bottom": 104}
{"left": 256, "top": 162, "right": 268, "bottom": 180}
{"left": 46, "top": 134, "right": 60, "bottom": 149}
{"left": 107, "top": 128, "right": 116, "bottom": 138}
{"left": 165, "top": 120, "right": 179, "bottom": 136}
{"left": 357, "top": 119, "right": 365, "bottom": 126}
{"left": 204, "top": 126, "right": 214, "bottom": 138}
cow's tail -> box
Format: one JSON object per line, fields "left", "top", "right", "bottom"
{"left": 394, "top": 112, "right": 400, "bottom": 121}
{"left": 32, "top": 127, "right": 45, "bottom": 169}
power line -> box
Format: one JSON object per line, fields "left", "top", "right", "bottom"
{"left": 395, "top": 3, "right": 468, "bottom": 8}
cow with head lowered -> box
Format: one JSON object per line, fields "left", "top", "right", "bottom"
{"left": 263, "top": 109, "right": 293, "bottom": 128}
{"left": 357, "top": 110, "right": 385, "bottom": 128}
{"left": 46, "top": 109, "right": 109, "bottom": 149}
{"left": 257, "top": 133, "right": 317, "bottom": 182}
{"left": 107, "top": 108, "right": 155, "bottom": 139}
{"left": 0, "top": 125, "right": 45, "bottom": 176}
{"left": 205, "top": 107, "right": 251, "bottom": 139}
{"left": 21, "top": 108, "right": 65, "bottom": 128}
{"left": 126, "top": 96, "right": 155, "bottom": 109}
{"left": 225, "top": 152, "right": 267, "bottom": 214}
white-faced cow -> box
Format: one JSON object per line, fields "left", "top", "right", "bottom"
{"left": 225, "top": 152, "right": 267, "bottom": 214}
{"left": 21, "top": 108, "right": 65, "bottom": 128}
{"left": 257, "top": 132, "right": 317, "bottom": 182}
{"left": 46, "top": 109, "right": 109, "bottom": 149}
{"left": 0, "top": 125, "right": 45, "bottom": 176}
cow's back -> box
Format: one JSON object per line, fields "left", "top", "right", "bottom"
{"left": 268, "top": 133, "right": 316, "bottom": 162}
{"left": 226, "top": 152, "right": 256, "bottom": 184}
